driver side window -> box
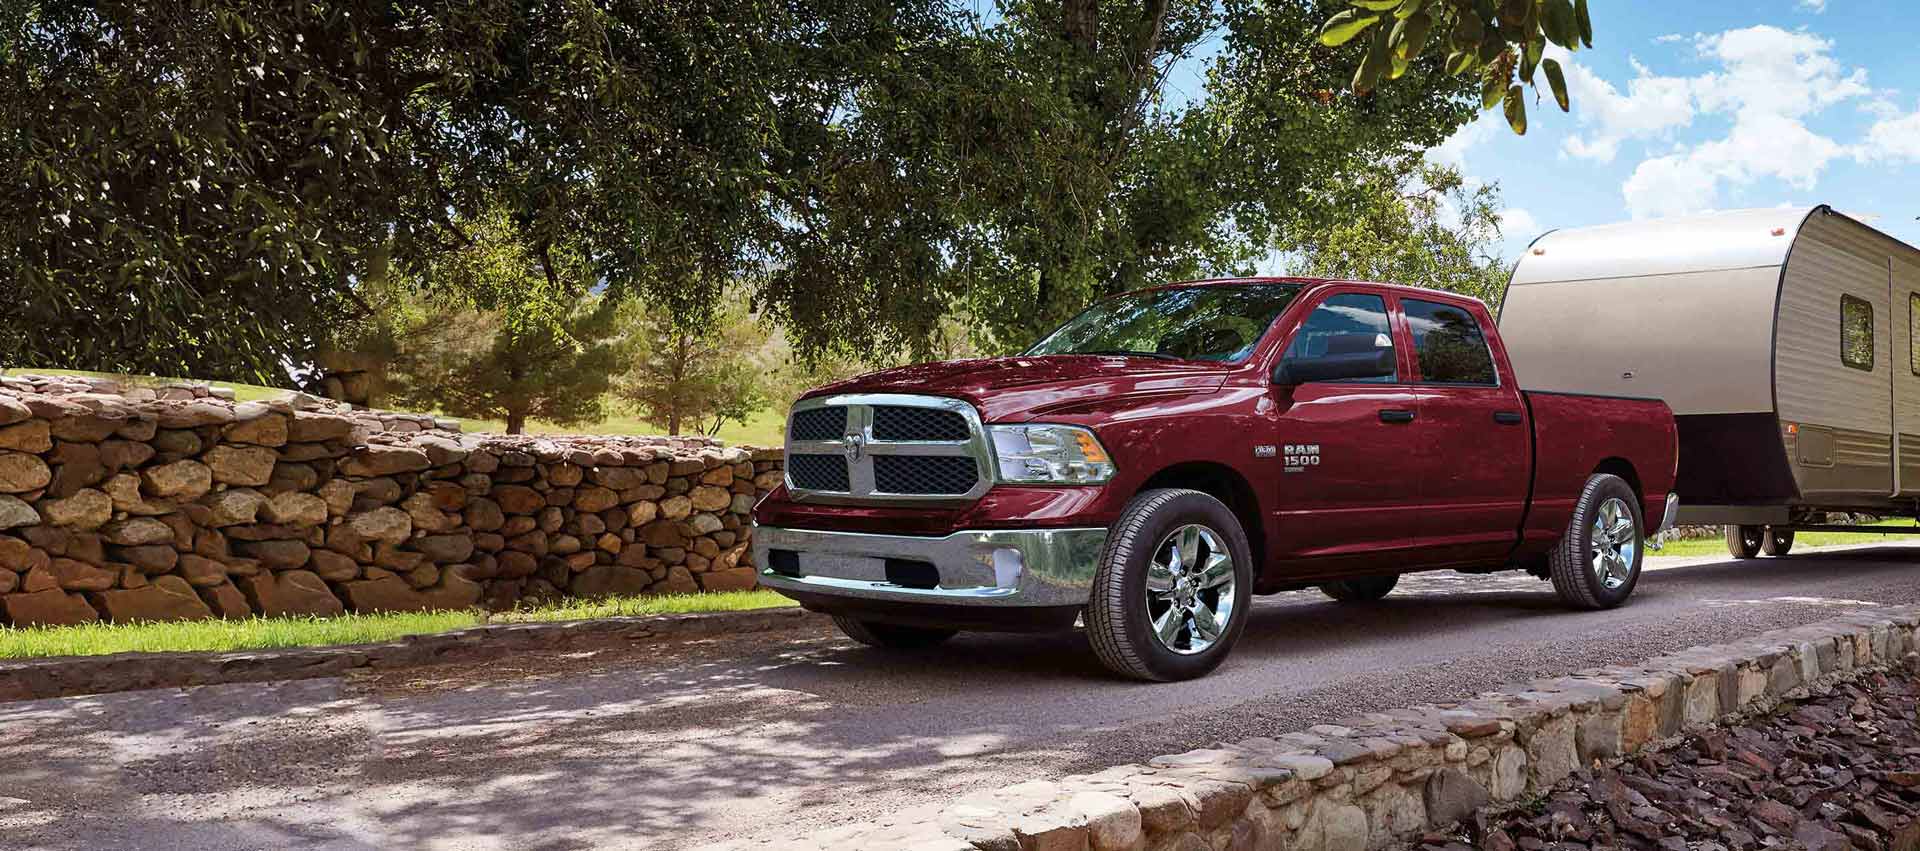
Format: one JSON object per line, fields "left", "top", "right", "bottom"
{"left": 1282, "top": 294, "right": 1397, "bottom": 383}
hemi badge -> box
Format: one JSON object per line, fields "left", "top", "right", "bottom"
{"left": 1253, "top": 445, "right": 1277, "bottom": 458}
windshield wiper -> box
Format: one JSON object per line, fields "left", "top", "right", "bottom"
{"left": 1082, "top": 349, "right": 1183, "bottom": 361}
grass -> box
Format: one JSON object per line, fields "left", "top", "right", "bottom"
{"left": 0, "top": 589, "right": 795, "bottom": 660}
{"left": 1654, "top": 518, "right": 1920, "bottom": 558}
{"left": 455, "top": 406, "right": 787, "bottom": 447}
{"left": 8, "top": 367, "right": 789, "bottom": 446}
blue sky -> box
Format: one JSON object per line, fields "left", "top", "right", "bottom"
{"left": 1417, "top": 0, "right": 1920, "bottom": 259}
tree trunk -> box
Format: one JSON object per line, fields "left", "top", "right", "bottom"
{"left": 505, "top": 410, "right": 526, "bottom": 435}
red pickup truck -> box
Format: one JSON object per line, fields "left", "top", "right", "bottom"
{"left": 753, "top": 278, "right": 1678, "bottom": 680}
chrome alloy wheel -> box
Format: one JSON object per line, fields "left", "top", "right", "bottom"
{"left": 1589, "top": 496, "right": 1638, "bottom": 590}
{"left": 1143, "top": 524, "right": 1236, "bottom": 655}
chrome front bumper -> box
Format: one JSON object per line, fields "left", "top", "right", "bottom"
{"left": 752, "top": 525, "right": 1108, "bottom": 607}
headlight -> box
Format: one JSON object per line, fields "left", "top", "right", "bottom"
{"left": 989, "top": 424, "right": 1116, "bottom": 484}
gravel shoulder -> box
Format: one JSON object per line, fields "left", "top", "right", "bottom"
{"left": 5, "top": 545, "right": 1920, "bottom": 851}
{"left": 1428, "top": 666, "right": 1920, "bottom": 851}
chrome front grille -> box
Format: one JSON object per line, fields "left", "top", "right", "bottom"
{"left": 873, "top": 454, "right": 979, "bottom": 495}
{"left": 872, "top": 406, "right": 969, "bottom": 441}
{"left": 786, "top": 453, "right": 850, "bottom": 491}
{"left": 783, "top": 394, "right": 992, "bottom": 503}
{"left": 788, "top": 407, "right": 847, "bottom": 442}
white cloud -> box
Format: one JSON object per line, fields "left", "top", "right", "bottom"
{"left": 1798, "top": 0, "right": 1828, "bottom": 12}
{"left": 1860, "top": 101, "right": 1920, "bottom": 164}
{"left": 1548, "top": 25, "right": 1870, "bottom": 219}
{"left": 1558, "top": 54, "right": 1696, "bottom": 163}
{"left": 1499, "top": 208, "right": 1541, "bottom": 240}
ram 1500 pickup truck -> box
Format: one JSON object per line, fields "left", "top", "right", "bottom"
{"left": 753, "top": 278, "right": 1679, "bottom": 681}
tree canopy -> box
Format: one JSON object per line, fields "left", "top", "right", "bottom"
{"left": 1316, "top": 0, "right": 1595, "bottom": 135}
{"left": 3, "top": 0, "right": 1486, "bottom": 380}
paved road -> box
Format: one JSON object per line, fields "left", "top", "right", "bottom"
{"left": 6, "top": 545, "right": 1920, "bottom": 851}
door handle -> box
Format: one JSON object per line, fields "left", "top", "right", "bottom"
{"left": 1493, "top": 411, "right": 1523, "bottom": 425}
{"left": 1378, "top": 409, "right": 1416, "bottom": 424}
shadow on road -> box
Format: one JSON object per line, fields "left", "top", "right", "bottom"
{"left": 3, "top": 546, "right": 1917, "bottom": 850}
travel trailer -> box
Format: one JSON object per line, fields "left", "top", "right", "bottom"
{"left": 1499, "top": 206, "right": 1920, "bottom": 558}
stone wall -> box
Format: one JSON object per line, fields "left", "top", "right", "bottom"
{"left": 716, "top": 607, "right": 1920, "bottom": 851}
{"left": 0, "top": 374, "right": 782, "bottom": 628}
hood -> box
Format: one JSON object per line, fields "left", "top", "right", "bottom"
{"left": 804, "top": 355, "right": 1234, "bottom": 422}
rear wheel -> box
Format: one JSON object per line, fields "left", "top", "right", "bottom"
{"left": 1087, "top": 489, "right": 1253, "bottom": 682}
{"left": 1725, "top": 525, "right": 1764, "bottom": 559}
{"left": 831, "top": 616, "right": 957, "bottom": 649}
{"left": 1761, "top": 527, "right": 1794, "bottom": 557}
{"left": 1320, "top": 575, "right": 1399, "bottom": 602}
{"left": 1549, "top": 473, "right": 1644, "bottom": 610}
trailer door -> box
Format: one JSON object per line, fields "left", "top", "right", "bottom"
{"left": 1897, "top": 256, "right": 1920, "bottom": 495}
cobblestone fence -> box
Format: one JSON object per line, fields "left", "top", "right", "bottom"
{"left": 0, "top": 374, "right": 781, "bottom": 627}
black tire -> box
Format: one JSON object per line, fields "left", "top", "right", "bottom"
{"left": 1549, "top": 473, "right": 1645, "bottom": 610}
{"left": 1761, "top": 527, "right": 1794, "bottom": 557}
{"left": 831, "top": 616, "right": 957, "bottom": 649}
{"left": 1319, "top": 574, "right": 1399, "bottom": 602}
{"left": 1086, "top": 489, "right": 1254, "bottom": 682}
{"left": 1725, "top": 524, "right": 1764, "bottom": 559}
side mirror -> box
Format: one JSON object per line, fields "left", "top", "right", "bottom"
{"left": 1273, "top": 348, "right": 1395, "bottom": 385}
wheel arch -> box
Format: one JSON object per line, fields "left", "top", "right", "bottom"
{"left": 1592, "top": 456, "right": 1643, "bottom": 501}
{"left": 1137, "top": 461, "right": 1266, "bottom": 569}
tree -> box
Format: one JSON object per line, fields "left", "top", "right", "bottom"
{"left": 1316, "top": 0, "right": 1596, "bottom": 135}
{"left": 0, "top": 0, "right": 805, "bottom": 381}
{"left": 374, "top": 208, "right": 624, "bottom": 435}
{"left": 761, "top": 0, "right": 1480, "bottom": 359}
{"left": 617, "top": 296, "right": 772, "bottom": 437}
{"left": 3, "top": 0, "right": 1484, "bottom": 380}
{"left": 1281, "top": 162, "right": 1512, "bottom": 305}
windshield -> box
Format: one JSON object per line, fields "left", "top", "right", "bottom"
{"left": 1025, "top": 284, "right": 1304, "bottom": 362}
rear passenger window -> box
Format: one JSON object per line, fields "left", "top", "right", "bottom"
{"left": 1842, "top": 294, "right": 1874, "bottom": 372}
{"left": 1908, "top": 293, "right": 1919, "bottom": 376}
{"left": 1404, "top": 298, "right": 1498, "bottom": 385}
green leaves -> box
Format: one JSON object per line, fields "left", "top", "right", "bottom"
{"left": 1316, "top": 0, "right": 1601, "bottom": 135}
{"left": 1320, "top": 10, "right": 1382, "bottom": 46}
{"left": 1541, "top": 0, "right": 1580, "bottom": 49}
{"left": 1543, "top": 58, "right": 1569, "bottom": 111}
{"left": 1503, "top": 84, "right": 1527, "bottom": 134}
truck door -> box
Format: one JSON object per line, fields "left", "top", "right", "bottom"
{"left": 1399, "top": 296, "right": 1531, "bottom": 566}
{"left": 1267, "top": 289, "right": 1420, "bottom": 570}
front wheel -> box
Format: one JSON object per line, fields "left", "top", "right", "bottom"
{"left": 1086, "top": 489, "right": 1254, "bottom": 682}
{"left": 1549, "top": 473, "right": 1644, "bottom": 610}
{"left": 1762, "top": 527, "right": 1794, "bottom": 557}
{"left": 1725, "top": 524, "right": 1764, "bottom": 559}
{"left": 831, "top": 616, "right": 956, "bottom": 649}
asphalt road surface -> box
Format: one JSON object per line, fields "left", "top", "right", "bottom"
{"left": 7, "top": 544, "right": 1920, "bottom": 851}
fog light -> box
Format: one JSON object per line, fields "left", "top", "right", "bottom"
{"left": 992, "top": 548, "right": 1024, "bottom": 589}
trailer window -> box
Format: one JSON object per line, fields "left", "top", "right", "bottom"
{"left": 1909, "top": 293, "right": 1920, "bottom": 376}
{"left": 1404, "top": 298, "right": 1498, "bottom": 385}
{"left": 1842, "top": 294, "right": 1874, "bottom": 372}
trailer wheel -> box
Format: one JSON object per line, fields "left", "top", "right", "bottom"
{"left": 831, "top": 616, "right": 957, "bottom": 649}
{"left": 1549, "top": 473, "right": 1644, "bottom": 610}
{"left": 1086, "top": 489, "right": 1253, "bottom": 682}
{"left": 1761, "top": 528, "right": 1794, "bottom": 557}
{"left": 1319, "top": 575, "right": 1399, "bottom": 602}
{"left": 1725, "top": 525, "right": 1764, "bottom": 559}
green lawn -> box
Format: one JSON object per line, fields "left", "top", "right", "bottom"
{"left": 7, "top": 368, "right": 788, "bottom": 446}
{"left": 455, "top": 405, "right": 786, "bottom": 447}
{"left": 1654, "top": 519, "right": 1920, "bottom": 558}
{"left": 0, "top": 589, "right": 795, "bottom": 660}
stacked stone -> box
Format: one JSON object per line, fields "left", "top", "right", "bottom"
{"left": 0, "top": 377, "right": 781, "bottom": 628}
{"left": 712, "top": 608, "right": 1920, "bottom": 851}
